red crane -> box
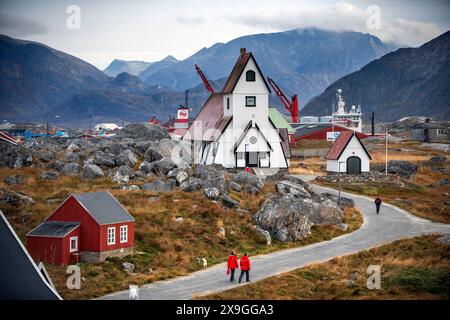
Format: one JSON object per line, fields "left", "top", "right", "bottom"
{"left": 195, "top": 64, "right": 215, "bottom": 94}
{"left": 267, "top": 77, "right": 299, "bottom": 123}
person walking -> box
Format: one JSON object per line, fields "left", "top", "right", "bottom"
{"left": 375, "top": 196, "right": 382, "bottom": 214}
{"left": 238, "top": 253, "right": 251, "bottom": 283}
{"left": 227, "top": 251, "right": 239, "bottom": 282}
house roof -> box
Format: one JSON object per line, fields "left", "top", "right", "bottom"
{"left": 412, "top": 122, "right": 448, "bottom": 129}
{"left": 27, "top": 221, "right": 80, "bottom": 238}
{"left": 0, "top": 210, "right": 61, "bottom": 300}
{"left": 184, "top": 93, "right": 232, "bottom": 141}
{"left": 0, "top": 131, "right": 17, "bottom": 145}
{"left": 325, "top": 131, "right": 372, "bottom": 160}
{"left": 268, "top": 107, "right": 295, "bottom": 134}
{"left": 221, "top": 50, "right": 271, "bottom": 94}
{"left": 233, "top": 121, "right": 273, "bottom": 152}
{"left": 72, "top": 191, "right": 134, "bottom": 225}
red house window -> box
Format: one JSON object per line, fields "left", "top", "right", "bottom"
{"left": 107, "top": 227, "right": 116, "bottom": 245}
{"left": 70, "top": 236, "right": 78, "bottom": 252}
{"left": 120, "top": 225, "right": 128, "bottom": 243}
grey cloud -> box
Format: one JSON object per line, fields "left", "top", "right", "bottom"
{"left": 0, "top": 13, "right": 48, "bottom": 36}
{"left": 176, "top": 16, "right": 205, "bottom": 25}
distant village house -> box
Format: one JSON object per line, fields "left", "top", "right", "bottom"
{"left": 410, "top": 119, "right": 449, "bottom": 143}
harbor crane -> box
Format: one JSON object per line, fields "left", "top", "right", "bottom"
{"left": 267, "top": 77, "right": 299, "bottom": 123}
{"left": 195, "top": 64, "right": 215, "bottom": 94}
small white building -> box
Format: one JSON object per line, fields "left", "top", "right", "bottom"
{"left": 183, "top": 48, "right": 290, "bottom": 169}
{"left": 325, "top": 131, "right": 371, "bottom": 174}
{"left": 94, "top": 123, "right": 119, "bottom": 132}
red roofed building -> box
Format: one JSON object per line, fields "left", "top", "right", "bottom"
{"left": 26, "top": 191, "right": 135, "bottom": 265}
{"left": 325, "top": 131, "right": 371, "bottom": 174}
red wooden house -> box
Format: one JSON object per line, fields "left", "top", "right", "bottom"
{"left": 27, "top": 191, "right": 135, "bottom": 265}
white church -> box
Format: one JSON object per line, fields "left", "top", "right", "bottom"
{"left": 184, "top": 48, "right": 290, "bottom": 169}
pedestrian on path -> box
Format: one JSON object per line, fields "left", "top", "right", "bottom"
{"left": 238, "top": 253, "right": 251, "bottom": 283}
{"left": 227, "top": 251, "right": 239, "bottom": 282}
{"left": 375, "top": 196, "right": 382, "bottom": 214}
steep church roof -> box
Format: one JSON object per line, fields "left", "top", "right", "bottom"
{"left": 221, "top": 48, "right": 271, "bottom": 94}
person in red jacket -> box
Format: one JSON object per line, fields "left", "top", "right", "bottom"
{"left": 239, "top": 253, "right": 251, "bottom": 283}
{"left": 375, "top": 196, "right": 382, "bottom": 214}
{"left": 227, "top": 251, "right": 239, "bottom": 282}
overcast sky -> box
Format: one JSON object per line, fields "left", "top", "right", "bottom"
{"left": 1, "top": 0, "right": 449, "bottom": 69}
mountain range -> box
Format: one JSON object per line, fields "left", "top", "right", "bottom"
{"left": 108, "top": 28, "right": 396, "bottom": 109}
{"left": 301, "top": 30, "right": 450, "bottom": 121}
{"left": 103, "top": 59, "right": 152, "bottom": 77}
{"left": 1, "top": 28, "right": 448, "bottom": 128}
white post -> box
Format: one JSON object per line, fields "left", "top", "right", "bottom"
{"left": 385, "top": 124, "right": 388, "bottom": 175}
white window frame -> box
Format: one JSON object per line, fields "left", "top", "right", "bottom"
{"left": 437, "top": 129, "right": 446, "bottom": 135}
{"left": 120, "top": 225, "right": 128, "bottom": 244}
{"left": 107, "top": 227, "right": 116, "bottom": 245}
{"left": 69, "top": 236, "right": 78, "bottom": 253}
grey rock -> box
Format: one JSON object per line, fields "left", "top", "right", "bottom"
{"left": 204, "top": 187, "right": 220, "bottom": 199}
{"left": 115, "top": 123, "right": 169, "bottom": 141}
{"left": 38, "top": 151, "right": 55, "bottom": 162}
{"left": 142, "top": 179, "right": 176, "bottom": 192}
{"left": 439, "top": 178, "right": 449, "bottom": 186}
{"left": 62, "top": 163, "right": 80, "bottom": 176}
{"left": 429, "top": 155, "right": 447, "bottom": 165}
{"left": 313, "top": 199, "right": 344, "bottom": 225}
{"left": 372, "top": 160, "right": 418, "bottom": 179}
{"left": 65, "top": 152, "right": 80, "bottom": 163}
{"left": 122, "top": 262, "right": 135, "bottom": 273}
{"left": 167, "top": 168, "right": 191, "bottom": 185}
{"left": 49, "top": 160, "right": 66, "bottom": 172}
{"left": 143, "top": 148, "right": 163, "bottom": 162}
{"left": 229, "top": 181, "right": 242, "bottom": 192}
{"left": 175, "top": 217, "right": 184, "bottom": 223}
{"left": 0, "top": 143, "right": 33, "bottom": 168}
{"left": 0, "top": 188, "right": 34, "bottom": 205}
{"left": 254, "top": 225, "right": 272, "bottom": 246}
{"left": 220, "top": 194, "right": 239, "bottom": 208}
{"left": 113, "top": 165, "right": 135, "bottom": 184}
{"left": 4, "top": 175, "right": 25, "bottom": 186}
{"left": 139, "top": 161, "right": 156, "bottom": 174}
{"left": 154, "top": 158, "right": 177, "bottom": 176}
{"left": 232, "top": 171, "right": 264, "bottom": 194}
{"left": 93, "top": 151, "right": 116, "bottom": 168}
{"left": 115, "top": 149, "right": 138, "bottom": 167}
{"left": 180, "top": 177, "right": 203, "bottom": 192}
{"left": 320, "top": 192, "right": 355, "bottom": 208}
{"left": 39, "top": 171, "right": 59, "bottom": 180}
{"left": 82, "top": 164, "right": 104, "bottom": 180}
{"left": 120, "top": 185, "right": 140, "bottom": 191}
{"left": 337, "top": 223, "right": 348, "bottom": 231}
{"left": 276, "top": 180, "right": 311, "bottom": 198}
{"left": 436, "top": 234, "right": 450, "bottom": 245}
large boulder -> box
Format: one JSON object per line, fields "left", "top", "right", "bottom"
{"left": 138, "top": 161, "right": 156, "bottom": 174}
{"left": 193, "top": 164, "right": 227, "bottom": 193}
{"left": 113, "top": 165, "right": 134, "bottom": 184}
{"left": 38, "top": 151, "right": 55, "bottom": 162}
{"left": 253, "top": 194, "right": 343, "bottom": 241}
{"left": 276, "top": 180, "right": 311, "bottom": 198}
{"left": 154, "top": 158, "right": 177, "bottom": 176}
{"left": 143, "top": 147, "right": 163, "bottom": 162}
{"left": 167, "top": 168, "right": 191, "bottom": 185}
{"left": 115, "top": 149, "right": 138, "bottom": 167}
{"left": 179, "top": 177, "right": 203, "bottom": 192}
{"left": 204, "top": 187, "right": 220, "bottom": 200}
{"left": 115, "top": 123, "right": 169, "bottom": 141}
{"left": 220, "top": 194, "right": 240, "bottom": 208}
{"left": 3, "top": 175, "right": 26, "bottom": 186}
{"left": 64, "top": 152, "right": 80, "bottom": 163}
{"left": 62, "top": 163, "right": 80, "bottom": 176}
{"left": 232, "top": 171, "right": 264, "bottom": 194}
{"left": 320, "top": 192, "right": 355, "bottom": 208}
{"left": 48, "top": 160, "right": 66, "bottom": 172}
{"left": 384, "top": 160, "right": 418, "bottom": 179}
{"left": 93, "top": 151, "right": 116, "bottom": 168}
{"left": 0, "top": 189, "right": 34, "bottom": 205}
{"left": 39, "top": 171, "right": 59, "bottom": 180}
{"left": 0, "top": 142, "right": 33, "bottom": 168}
{"left": 429, "top": 155, "right": 447, "bottom": 165}
{"left": 141, "top": 179, "right": 176, "bottom": 192}
{"left": 82, "top": 164, "right": 104, "bottom": 180}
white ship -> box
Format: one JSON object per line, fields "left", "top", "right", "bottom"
{"left": 332, "top": 89, "right": 362, "bottom": 132}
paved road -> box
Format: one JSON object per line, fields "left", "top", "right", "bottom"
{"left": 100, "top": 185, "right": 450, "bottom": 300}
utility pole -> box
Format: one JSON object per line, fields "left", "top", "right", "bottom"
{"left": 338, "top": 161, "right": 344, "bottom": 208}
{"left": 385, "top": 124, "right": 388, "bottom": 175}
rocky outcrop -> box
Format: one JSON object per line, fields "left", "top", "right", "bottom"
{"left": 62, "top": 163, "right": 80, "bottom": 176}
{"left": 0, "top": 142, "right": 33, "bottom": 168}
{"left": 276, "top": 180, "right": 311, "bottom": 198}
{"left": 82, "top": 164, "right": 104, "bottom": 180}
{"left": 39, "top": 171, "right": 59, "bottom": 180}
{"left": 93, "top": 151, "right": 116, "bottom": 168}
{"left": 232, "top": 171, "right": 264, "bottom": 194}
{"left": 3, "top": 175, "right": 26, "bottom": 186}
{"left": 115, "top": 149, "right": 137, "bottom": 167}
{"left": 115, "top": 123, "right": 168, "bottom": 141}
{"left": 0, "top": 189, "right": 34, "bottom": 205}
{"left": 113, "top": 165, "right": 134, "bottom": 184}
{"left": 141, "top": 179, "right": 176, "bottom": 192}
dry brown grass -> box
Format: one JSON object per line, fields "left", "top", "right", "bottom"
{"left": 0, "top": 164, "right": 363, "bottom": 300}
{"left": 289, "top": 157, "right": 326, "bottom": 176}
{"left": 200, "top": 235, "right": 450, "bottom": 300}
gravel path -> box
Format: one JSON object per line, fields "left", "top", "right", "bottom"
{"left": 100, "top": 185, "right": 450, "bottom": 300}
